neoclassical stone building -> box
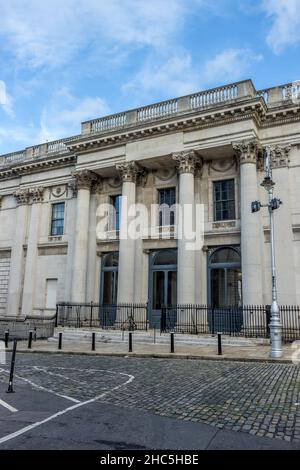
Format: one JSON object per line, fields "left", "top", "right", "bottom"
{"left": 0, "top": 79, "right": 299, "bottom": 324}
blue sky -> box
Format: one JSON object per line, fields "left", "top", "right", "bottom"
{"left": 0, "top": 0, "right": 300, "bottom": 154}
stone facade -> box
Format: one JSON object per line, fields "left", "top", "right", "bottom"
{"left": 0, "top": 79, "right": 299, "bottom": 319}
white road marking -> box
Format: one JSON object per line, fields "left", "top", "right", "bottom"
{"left": 0, "top": 371, "right": 134, "bottom": 445}
{"left": 0, "top": 367, "right": 80, "bottom": 404}
{"left": 0, "top": 399, "right": 18, "bottom": 413}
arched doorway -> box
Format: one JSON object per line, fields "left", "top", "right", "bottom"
{"left": 208, "top": 246, "right": 242, "bottom": 333}
{"left": 100, "top": 252, "right": 119, "bottom": 327}
{"left": 149, "top": 249, "right": 177, "bottom": 328}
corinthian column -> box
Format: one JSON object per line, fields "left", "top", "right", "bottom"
{"left": 7, "top": 190, "right": 30, "bottom": 316}
{"left": 21, "top": 187, "right": 44, "bottom": 316}
{"left": 116, "top": 162, "right": 141, "bottom": 304}
{"left": 71, "top": 170, "right": 99, "bottom": 303}
{"left": 172, "top": 150, "right": 201, "bottom": 305}
{"left": 233, "top": 140, "right": 264, "bottom": 305}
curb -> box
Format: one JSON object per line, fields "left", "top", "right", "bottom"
{"left": 5, "top": 347, "right": 294, "bottom": 364}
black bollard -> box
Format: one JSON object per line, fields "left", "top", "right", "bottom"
{"left": 92, "top": 332, "right": 96, "bottom": 351}
{"left": 58, "top": 332, "right": 63, "bottom": 350}
{"left": 129, "top": 332, "right": 133, "bottom": 352}
{"left": 170, "top": 332, "right": 175, "bottom": 353}
{"left": 7, "top": 339, "right": 17, "bottom": 393}
{"left": 218, "top": 333, "right": 222, "bottom": 356}
{"left": 28, "top": 331, "right": 33, "bottom": 349}
{"left": 4, "top": 331, "right": 9, "bottom": 348}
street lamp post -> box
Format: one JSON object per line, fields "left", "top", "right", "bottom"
{"left": 251, "top": 146, "right": 283, "bottom": 358}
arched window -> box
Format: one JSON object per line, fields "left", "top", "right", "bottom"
{"left": 209, "top": 247, "right": 240, "bottom": 265}
{"left": 153, "top": 249, "right": 177, "bottom": 267}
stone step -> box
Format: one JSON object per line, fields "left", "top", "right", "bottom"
{"left": 50, "top": 328, "right": 266, "bottom": 347}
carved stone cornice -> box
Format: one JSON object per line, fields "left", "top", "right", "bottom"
{"left": 172, "top": 150, "right": 203, "bottom": 175}
{"left": 71, "top": 169, "right": 100, "bottom": 190}
{"left": 267, "top": 145, "right": 291, "bottom": 169}
{"left": 14, "top": 189, "right": 30, "bottom": 205}
{"left": 116, "top": 161, "right": 143, "bottom": 183}
{"left": 232, "top": 139, "right": 261, "bottom": 166}
{"left": 29, "top": 187, "right": 45, "bottom": 203}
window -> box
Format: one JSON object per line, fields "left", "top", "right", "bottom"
{"left": 213, "top": 180, "right": 235, "bottom": 221}
{"left": 110, "top": 195, "right": 121, "bottom": 231}
{"left": 51, "top": 202, "right": 65, "bottom": 236}
{"left": 158, "top": 188, "right": 176, "bottom": 226}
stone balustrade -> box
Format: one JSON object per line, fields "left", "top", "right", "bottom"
{"left": 0, "top": 135, "right": 80, "bottom": 168}
{"left": 1, "top": 79, "right": 299, "bottom": 168}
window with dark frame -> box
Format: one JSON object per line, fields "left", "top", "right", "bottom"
{"left": 213, "top": 179, "right": 235, "bottom": 221}
{"left": 158, "top": 188, "right": 176, "bottom": 226}
{"left": 51, "top": 202, "right": 65, "bottom": 236}
{"left": 111, "top": 195, "right": 121, "bottom": 231}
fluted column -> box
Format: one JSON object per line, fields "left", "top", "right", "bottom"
{"left": 116, "top": 162, "right": 140, "bottom": 304}
{"left": 71, "top": 170, "right": 98, "bottom": 303}
{"left": 21, "top": 187, "right": 44, "bottom": 316}
{"left": 7, "top": 190, "right": 30, "bottom": 316}
{"left": 233, "top": 140, "right": 264, "bottom": 305}
{"left": 172, "top": 151, "right": 201, "bottom": 305}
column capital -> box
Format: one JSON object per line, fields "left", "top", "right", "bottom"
{"left": 172, "top": 150, "right": 202, "bottom": 175}
{"left": 14, "top": 189, "right": 30, "bottom": 205}
{"left": 71, "top": 169, "right": 100, "bottom": 190}
{"left": 116, "top": 161, "right": 143, "bottom": 183}
{"left": 232, "top": 139, "right": 261, "bottom": 166}
{"left": 265, "top": 144, "right": 292, "bottom": 169}
{"left": 29, "top": 187, "right": 45, "bottom": 203}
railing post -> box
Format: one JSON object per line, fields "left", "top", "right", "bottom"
{"left": 55, "top": 304, "right": 58, "bottom": 327}
{"left": 170, "top": 332, "right": 175, "bottom": 353}
{"left": 266, "top": 305, "right": 271, "bottom": 338}
{"left": 129, "top": 332, "right": 133, "bottom": 352}
{"left": 28, "top": 331, "right": 33, "bottom": 349}
{"left": 90, "top": 301, "right": 93, "bottom": 328}
{"left": 4, "top": 331, "right": 9, "bottom": 348}
{"left": 92, "top": 332, "right": 96, "bottom": 351}
{"left": 217, "top": 333, "right": 222, "bottom": 356}
{"left": 7, "top": 339, "right": 17, "bottom": 393}
{"left": 161, "top": 306, "right": 166, "bottom": 333}
{"left": 58, "top": 332, "right": 63, "bottom": 350}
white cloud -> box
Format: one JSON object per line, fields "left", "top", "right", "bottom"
{"left": 123, "top": 53, "right": 201, "bottom": 101}
{"left": 0, "top": 0, "right": 194, "bottom": 69}
{"left": 0, "top": 80, "right": 14, "bottom": 117}
{"left": 262, "top": 0, "right": 300, "bottom": 53}
{"left": 203, "top": 48, "right": 263, "bottom": 83}
{"left": 38, "top": 88, "right": 110, "bottom": 142}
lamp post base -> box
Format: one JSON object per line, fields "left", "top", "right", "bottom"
{"left": 269, "top": 301, "right": 283, "bottom": 359}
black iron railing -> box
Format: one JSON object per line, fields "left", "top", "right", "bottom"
{"left": 56, "top": 303, "right": 148, "bottom": 331}
{"left": 161, "top": 304, "right": 300, "bottom": 342}
{"left": 55, "top": 302, "right": 300, "bottom": 342}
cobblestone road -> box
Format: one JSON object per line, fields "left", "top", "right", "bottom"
{"left": 1, "top": 354, "right": 299, "bottom": 444}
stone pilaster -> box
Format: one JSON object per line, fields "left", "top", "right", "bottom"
{"left": 233, "top": 140, "right": 264, "bottom": 305}
{"left": 265, "top": 145, "right": 296, "bottom": 303}
{"left": 71, "top": 170, "right": 99, "bottom": 303}
{"left": 21, "top": 187, "right": 45, "bottom": 315}
{"left": 6, "top": 190, "right": 30, "bottom": 316}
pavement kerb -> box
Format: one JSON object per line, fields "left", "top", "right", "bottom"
{"left": 4, "top": 347, "right": 294, "bottom": 364}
